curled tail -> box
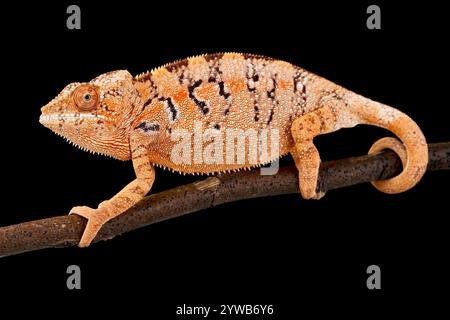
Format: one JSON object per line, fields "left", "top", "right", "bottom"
{"left": 348, "top": 94, "right": 428, "bottom": 194}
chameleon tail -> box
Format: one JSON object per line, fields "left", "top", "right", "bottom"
{"left": 349, "top": 94, "right": 428, "bottom": 194}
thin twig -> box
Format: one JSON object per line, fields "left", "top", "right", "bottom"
{"left": 0, "top": 142, "right": 448, "bottom": 258}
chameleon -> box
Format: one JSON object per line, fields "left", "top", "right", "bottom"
{"left": 39, "top": 53, "right": 428, "bottom": 247}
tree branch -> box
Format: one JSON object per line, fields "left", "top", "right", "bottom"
{"left": 1, "top": 142, "right": 448, "bottom": 258}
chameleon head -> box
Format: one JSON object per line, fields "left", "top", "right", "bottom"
{"left": 39, "top": 70, "right": 139, "bottom": 160}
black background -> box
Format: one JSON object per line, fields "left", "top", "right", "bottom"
{"left": 0, "top": 0, "right": 448, "bottom": 317}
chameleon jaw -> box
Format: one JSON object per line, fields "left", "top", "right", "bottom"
{"left": 39, "top": 113, "right": 131, "bottom": 160}
{"left": 39, "top": 113, "right": 111, "bottom": 156}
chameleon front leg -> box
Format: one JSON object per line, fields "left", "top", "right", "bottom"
{"left": 70, "top": 135, "right": 155, "bottom": 247}
{"left": 290, "top": 105, "right": 340, "bottom": 200}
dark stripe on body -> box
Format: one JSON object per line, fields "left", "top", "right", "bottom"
{"left": 157, "top": 97, "right": 178, "bottom": 122}
{"left": 218, "top": 81, "right": 230, "bottom": 99}
{"left": 166, "top": 98, "right": 178, "bottom": 121}
{"left": 188, "top": 80, "right": 209, "bottom": 115}
{"left": 254, "top": 106, "right": 259, "bottom": 122}
{"left": 138, "top": 77, "right": 160, "bottom": 112}
{"left": 267, "top": 108, "right": 274, "bottom": 125}
{"left": 136, "top": 122, "right": 160, "bottom": 132}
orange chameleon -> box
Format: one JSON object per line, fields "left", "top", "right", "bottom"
{"left": 40, "top": 53, "right": 428, "bottom": 247}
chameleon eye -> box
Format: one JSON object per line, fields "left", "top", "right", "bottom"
{"left": 73, "top": 84, "right": 99, "bottom": 111}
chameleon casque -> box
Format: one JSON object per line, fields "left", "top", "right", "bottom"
{"left": 40, "top": 53, "right": 428, "bottom": 247}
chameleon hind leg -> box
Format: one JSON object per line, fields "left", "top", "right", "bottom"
{"left": 290, "top": 105, "right": 341, "bottom": 200}
{"left": 70, "top": 134, "right": 155, "bottom": 247}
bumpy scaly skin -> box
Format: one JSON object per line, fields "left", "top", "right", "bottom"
{"left": 40, "top": 53, "right": 428, "bottom": 247}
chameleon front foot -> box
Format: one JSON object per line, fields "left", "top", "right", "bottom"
{"left": 69, "top": 205, "right": 111, "bottom": 247}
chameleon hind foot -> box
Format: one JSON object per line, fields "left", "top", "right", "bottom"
{"left": 290, "top": 106, "right": 339, "bottom": 200}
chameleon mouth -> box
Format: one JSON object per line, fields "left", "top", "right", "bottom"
{"left": 39, "top": 113, "right": 106, "bottom": 124}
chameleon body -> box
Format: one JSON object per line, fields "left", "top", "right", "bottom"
{"left": 40, "top": 53, "right": 428, "bottom": 247}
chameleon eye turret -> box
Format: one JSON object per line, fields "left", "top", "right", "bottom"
{"left": 73, "top": 84, "right": 99, "bottom": 111}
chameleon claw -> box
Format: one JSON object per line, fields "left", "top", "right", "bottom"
{"left": 311, "top": 190, "right": 326, "bottom": 200}
{"left": 300, "top": 184, "right": 325, "bottom": 200}
{"left": 69, "top": 205, "right": 110, "bottom": 247}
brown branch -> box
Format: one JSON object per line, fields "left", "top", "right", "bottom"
{"left": 1, "top": 142, "right": 448, "bottom": 258}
